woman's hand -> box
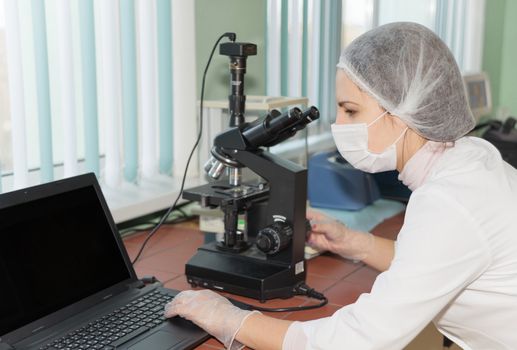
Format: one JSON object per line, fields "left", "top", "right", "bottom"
{"left": 307, "top": 209, "right": 374, "bottom": 261}
{"left": 164, "top": 289, "right": 258, "bottom": 349}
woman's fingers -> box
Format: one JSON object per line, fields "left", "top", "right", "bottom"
{"left": 164, "top": 290, "right": 196, "bottom": 318}
{"left": 307, "top": 231, "right": 332, "bottom": 251}
{"left": 310, "top": 219, "right": 339, "bottom": 234}
{"left": 307, "top": 211, "right": 334, "bottom": 231}
{"left": 306, "top": 208, "right": 327, "bottom": 221}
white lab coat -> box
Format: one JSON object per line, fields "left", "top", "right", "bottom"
{"left": 284, "top": 137, "right": 517, "bottom": 349}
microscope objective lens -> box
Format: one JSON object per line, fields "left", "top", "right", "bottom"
{"left": 228, "top": 167, "right": 241, "bottom": 186}
{"left": 208, "top": 160, "right": 225, "bottom": 179}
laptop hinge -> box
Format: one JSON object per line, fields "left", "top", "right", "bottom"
{"left": 134, "top": 280, "right": 146, "bottom": 289}
{"left": 0, "top": 342, "right": 14, "bottom": 350}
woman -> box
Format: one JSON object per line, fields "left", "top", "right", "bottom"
{"left": 165, "top": 22, "right": 517, "bottom": 349}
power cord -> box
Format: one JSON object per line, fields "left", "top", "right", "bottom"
{"left": 228, "top": 283, "right": 328, "bottom": 312}
{"left": 119, "top": 201, "right": 194, "bottom": 237}
{"left": 131, "top": 32, "right": 237, "bottom": 265}
{"left": 120, "top": 214, "right": 197, "bottom": 237}
{"left": 471, "top": 119, "right": 501, "bottom": 132}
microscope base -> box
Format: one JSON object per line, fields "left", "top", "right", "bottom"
{"left": 185, "top": 243, "right": 306, "bottom": 302}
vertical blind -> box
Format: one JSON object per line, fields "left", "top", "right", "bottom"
{"left": 266, "top": 0, "right": 342, "bottom": 125}
{"left": 1, "top": 0, "right": 486, "bottom": 195}
{"left": 266, "top": 0, "right": 486, "bottom": 131}
{"left": 4, "top": 0, "right": 28, "bottom": 190}
{"left": 367, "top": 0, "right": 486, "bottom": 73}
{"left": 434, "top": 0, "right": 485, "bottom": 73}
{"left": 376, "top": 0, "right": 485, "bottom": 73}
{"left": 1, "top": 0, "right": 196, "bottom": 193}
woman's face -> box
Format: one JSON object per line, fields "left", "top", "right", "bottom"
{"left": 335, "top": 69, "right": 407, "bottom": 153}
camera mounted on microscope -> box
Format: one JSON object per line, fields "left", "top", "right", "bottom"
{"left": 219, "top": 42, "right": 257, "bottom": 128}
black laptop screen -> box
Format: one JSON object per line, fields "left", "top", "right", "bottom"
{"left": 0, "top": 185, "right": 131, "bottom": 336}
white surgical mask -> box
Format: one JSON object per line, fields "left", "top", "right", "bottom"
{"left": 331, "top": 111, "right": 408, "bottom": 173}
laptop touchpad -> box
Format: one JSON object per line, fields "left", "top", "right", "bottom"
{"left": 128, "top": 330, "right": 188, "bottom": 350}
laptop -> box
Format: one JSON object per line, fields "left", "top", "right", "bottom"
{"left": 0, "top": 173, "right": 209, "bottom": 350}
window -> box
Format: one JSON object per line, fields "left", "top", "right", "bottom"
{"left": 0, "top": 5, "right": 11, "bottom": 176}
{"left": 342, "top": 0, "right": 375, "bottom": 46}
{"left": 0, "top": 0, "right": 198, "bottom": 223}
{"left": 266, "top": 0, "right": 341, "bottom": 127}
{"left": 264, "top": 0, "right": 485, "bottom": 163}
{"left": 265, "top": 0, "right": 342, "bottom": 159}
{"left": 341, "top": 0, "right": 486, "bottom": 72}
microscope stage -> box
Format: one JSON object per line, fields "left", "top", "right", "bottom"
{"left": 183, "top": 180, "right": 269, "bottom": 207}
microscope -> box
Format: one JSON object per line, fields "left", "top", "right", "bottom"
{"left": 183, "top": 39, "right": 319, "bottom": 302}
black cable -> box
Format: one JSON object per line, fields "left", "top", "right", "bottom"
{"left": 242, "top": 297, "right": 328, "bottom": 313}
{"left": 119, "top": 200, "right": 193, "bottom": 233}
{"left": 120, "top": 215, "right": 198, "bottom": 237}
{"left": 152, "top": 214, "right": 196, "bottom": 226}
{"left": 229, "top": 283, "right": 328, "bottom": 313}
{"left": 471, "top": 120, "right": 501, "bottom": 132}
{"left": 176, "top": 207, "right": 188, "bottom": 218}
{"left": 131, "top": 32, "right": 236, "bottom": 265}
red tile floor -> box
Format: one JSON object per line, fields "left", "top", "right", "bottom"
{"left": 123, "top": 213, "right": 404, "bottom": 349}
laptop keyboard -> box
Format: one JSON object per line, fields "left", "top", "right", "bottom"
{"left": 39, "top": 290, "right": 172, "bottom": 350}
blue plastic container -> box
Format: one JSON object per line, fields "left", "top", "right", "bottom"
{"left": 307, "top": 151, "right": 381, "bottom": 210}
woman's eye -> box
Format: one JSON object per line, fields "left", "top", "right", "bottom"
{"left": 345, "top": 109, "right": 356, "bottom": 116}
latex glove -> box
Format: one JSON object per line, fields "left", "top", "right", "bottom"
{"left": 306, "top": 209, "right": 374, "bottom": 261}
{"left": 164, "top": 289, "right": 259, "bottom": 349}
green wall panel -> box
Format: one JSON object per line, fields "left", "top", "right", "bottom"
{"left": 482, "top": 0, "right": 517, "bottom": 118}
{"left": 195, "top": 0, "right": 267, "bottom": 101}
{"left": 499, "top": 0, "right": 517, "bottom": 117}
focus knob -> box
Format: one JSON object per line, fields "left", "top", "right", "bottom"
{"left": 256, "top": 221, "right": 293, "bottom": 255}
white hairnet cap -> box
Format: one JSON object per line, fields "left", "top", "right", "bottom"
{"left": 337, "top": 22, "right": 475, "bottom": 142}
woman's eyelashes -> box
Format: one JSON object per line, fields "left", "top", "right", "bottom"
{"left": 344, "top": 109, "right": 356, "bottom": 116}
{"left": 337, "top": 102, "right": 358, "bottom": 117}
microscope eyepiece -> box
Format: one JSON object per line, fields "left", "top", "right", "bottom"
{"left": 301, "top": 106, "right": 320, "bottom": 124}
{"left": 241, "top": 106, "right": 320, "bottom": 149}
